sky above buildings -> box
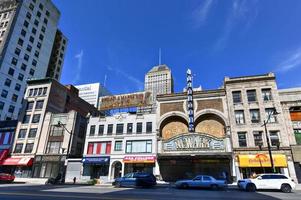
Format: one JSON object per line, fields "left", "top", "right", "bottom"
{"left": 53, "top": 0, "right": 301, "bottom": 94}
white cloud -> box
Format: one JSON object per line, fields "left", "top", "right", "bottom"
{"left": 73, "top": 50, "right": 84, "bottom": 84}
{"left": 214, "top": 0, "right": 258, "bottom": 51}
{"left": 276, "top": 48, "right": 301, "bottom": 73}
{"left": 191, "top": 0, "right": 214, "bottom": 28}
{"left": 107, "top": 66, "right": 144, "bottom": 91}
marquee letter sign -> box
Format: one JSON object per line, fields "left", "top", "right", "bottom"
{"left": 163, "top": 133, "right": 225, "bottom": 151}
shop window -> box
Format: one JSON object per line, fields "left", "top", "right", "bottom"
{"left": 269, "top": 131, "right": 280, "bottom": 147}
{"left": 232, "top": 91, "right": 242, "bottom": 104}
{"left": 98, "top": 125, "right": 104, "bottom": 136}
{"left": 265, "top": 108, "right": 277, "bottom": 123}
{"left": 28, "top": 128, "right": 37, "bottom": 138}
{"left": 18, "top": 129, "right": 27, "bottom": 138}
{"left": 24, "top": 143, "right": 34, "bottom": 153}
{"left": 247, "top": 90, "right": 257, "bottom": 102}
{"left": 253, "top": 131, "right": 263, "bottom": 147}
{"left": 235, "top": 110, "right": 245, "bottom": 124}
{"left": 116, "top": 124, "right": 123, "bottom": 135}
{"left": 107, "top": 124, "right": 113, "bottom": 135}
{"left": 14, "top": 143, "right": 23, "bottom": 153}
{"left": 146, "top": 122, "right": 152, "bottom": 133}
{"left": 262, "top": 88, "right": 272, "bottom": 101}
{"left": 46, "top": 141, "right": 61, "bottom": 154}
{"left": 126, "top": 140, "right": 152, "bottom": 153}
{"left": 114, "top": 141, "right": 122, "bottom": 151}
{"left": 250, "top": 109, "right": 260, "bottom": 123}
{"left": 238, "top": 132, "right": 247, "bottom": 147}
{"left": 35, "top": 100, "right": 44, "bottom": 109}
{"left": 136, "top": 122, "right": 142, "bottom": 133}
{"left": 127, "top": 123, "right": 133, "bottom": 134}
{"left": 89, "top": 125, "right": 95, "bottom": 136}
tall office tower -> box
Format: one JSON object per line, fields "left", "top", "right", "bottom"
{"left": 0, "top": 0, "right": 67, "bottom": 121}
{"left": 144, "top": 64, "right": 174, "bottom": 103}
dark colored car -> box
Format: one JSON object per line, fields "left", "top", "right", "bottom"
{"left": 0, "top": 173, "right": 15, "bottom": 183}
{"left": 113, "top": 172, "right": 157, "bottom": 188}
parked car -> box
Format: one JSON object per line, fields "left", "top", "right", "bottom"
{"left": 238, "top": 174, "right": 296, "bottom": 193}
{"left": 113, "top": 172, "right": 157, "bottom": 188}
{"left": 175, "top": 175, "right": 227, "bottom": 190}
{"left": 0, "top": 173, "right": 15, "bottom": 183}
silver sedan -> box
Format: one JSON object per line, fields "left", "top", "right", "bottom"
{"left": 175, "top": 175, "right": 227, "bottom": 190}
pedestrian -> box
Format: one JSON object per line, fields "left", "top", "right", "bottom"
{"left": 73, "top": 177, "right": 76, "bottom": 184}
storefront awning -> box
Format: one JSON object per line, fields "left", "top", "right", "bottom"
{"left": 1, "top": 157, "right": 33, "bottom": 166}
{"left": 238, "top": 154, "right": 287, "bottom": 167}
{"left": 123, "top": 156, "right": 156, "bottom": 164}
{"left": 82, "top": 156, "right": 110, "bottom": 164}
{"left": 0, "top": 149, "right": 9, "bottom": 161}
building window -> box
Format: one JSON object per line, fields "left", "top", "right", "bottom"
{"left": 15, "top": 48, "right": 21, "bottom": 56}
{"left": 269, "top": 131, "right": 280, "bottom": 146}
{"left": 15, "top": 83, "right": 21, "bottom": 91}
{"left": 34, "top": 19, "right": 39, "bottom": 26}
{"left": 11, "top": 57, "right": 18, "bottom": 65}
{"left": 29, "top": 36, "right": 34, "bottom": 43}
{"left": 126, "top": 140, "right": 152, "bottom": 153}
{"left": 24, "top": 143, "right": 34, "bottom": 153}
{"left": 250, "top": 109, "right": 260, "bottom": 123}
{"left": 11, "top": 94, "right": 18, "bottom": 102}
{"left": 107, "top": 124, "right": 113, "bottom": 135}
{"left": 127, "top": 123, "right": 133, "bottom": 134}
{"left": 29, "top": 69, "right": 35, "bottom": 76}
{"left": 235, "top": 110, "right": 245, "bottom": 124}
{"left": 32, "top": 27, "right": 37, "bottom": 35}
{"left": 146, "top": 122, "right": 152, "bottom": 133}
{"left": 26, "top": 102, "right": 34, "bottom": 110}
{"left": 50, "top": 125, "right": 64, "bottom": 136}
{"left": 35, "top": 100, "right": 44, "bottom": 109}
{"left": 253, "top": 131, "right": 263, "bottom": 147}
{"left": 32, "top": 114, "right": 41, "bottom": 123}
{"left": 262, "top": 88, "right": 272, "bottom": 101}
{"left": 21, "top": 63, "right": 27, "bottom": 71}
{"left": 18, "top": 38, "right": 24, "bottom": 46}
{"left": 1, "top": 90, "right": 8, "bottom": 98}
{"left": 232, "top": 91, "right": 242, "bottom": 104}
{"left": 18, "top": 73, "right": 24, "bottom": 81}
{"left": 136, "top": 122, "right": 142, "bottom": 133}
{"left": 21, "top": 29, "right": 26, "bottom": 37}
{"left": 114, "top": 141, "right": 122, "bottom": 151}
{"left": 4, "top": 78, "right": 11, "bottom": 87}
{"left": 294, "top": 129, "right": 301, "bottom": 145}
{"left": 265, "top": 108, "right": 277, "bottom": 123}
{"left": 247, "top": 90, "right": 257, "bottom": 102}
{"left": 18, "top": 129, "right": 27, "bottom": 138}
{"left": 238, "top": 132, "right": 247, "bottom": 147}
{"left": 8, "top": 105, "right": 15, "bottom": 113}
{"left": 98, "top": 125, "right": 104, "bottom": 136}
{"left": 87, "top": 142, "right": 111, "bottom": 155}
{"left": 14, "top": 143, "right": 23, "bottom": 153}
{"left": 26, "top": 44, "right": 32, "bottom": 52}
{"left": 89, "top": 125, "right": 95, "bottom": 136}
{"left": 23, "top": 115, "right": 30, "bottom": 123}
{"left": 29, "top": 3, "right": 34, "bottom": 10}
{"left": 26, "top": 12, "right": 31, "bottom": 19}
{"left": 46, "top": 142, "right": 62, "bottom": 154}
{"left": 0, "top": 101, "right": 4, "bottom": 110}
{"left": 8, "top": 68, "right": 14, "bottom": 76}
{"left": 37, "top": 11, "right": 41, "bottom": 18}
{"left": 116, "top": 124, "right": 124, "bottom": 135}
{"left": 28, "top": 128, "right": 37, "bottom": 138}
{"left": 23, "top": 20, "right": 29, "bottom": 28}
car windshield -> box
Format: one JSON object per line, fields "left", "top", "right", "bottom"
{"left": 251, "top": 174, "right": 261, "bottom": 179}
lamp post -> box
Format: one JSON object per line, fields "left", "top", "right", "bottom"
{"left": 262, "top": 109, "right": 280, "bottom": 173}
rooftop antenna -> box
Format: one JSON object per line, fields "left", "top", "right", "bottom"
{"left": 103, "top": 74, "right": 107, "bottom": 87}
{"left": 159, "top": 48, "right": 161, "bottom": 66}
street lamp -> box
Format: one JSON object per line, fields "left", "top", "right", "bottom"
{"left": 262, "top": 108, "right": 280, "bottom": 173}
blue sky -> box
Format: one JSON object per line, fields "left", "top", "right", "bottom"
{"left": 53, "top": 0, "right": 301, "bottom": 94}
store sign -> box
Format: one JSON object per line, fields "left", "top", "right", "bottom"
{"left": 163, "top": 133, "right": 224, "bottom": 151}
{"left": 82, "top": 156, "right": 110, "bottom": 164}
{"left": 238, "top": 154, "right": 287, "bottom": 167}
{"left": 98, "top": 92, "right": 151, "bottom": 110}
{"left": 123, "top": 156, "right": 156, "bottom": 163}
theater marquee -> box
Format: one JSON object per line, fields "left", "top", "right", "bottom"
{"left": 163, "top": 133, "right": 225, "bottom": 151}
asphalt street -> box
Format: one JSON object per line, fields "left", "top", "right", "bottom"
{"left": 0, "top": 183, "right": 300, "bottom": 200}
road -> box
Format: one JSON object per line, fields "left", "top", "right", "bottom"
{"left": 0, "top": 183, "right": 300, "bottom": 200}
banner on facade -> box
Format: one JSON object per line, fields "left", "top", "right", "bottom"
{"left": 238, "top": 154, "right": 287, "bottom": 167}
{"left": 163, "top": 133, "right": 225, "bottom": 151}
{"left": 98, "top": 92, "right": 152, "bottom": 110}
{"left": 82, "top": 156, "right": 110, "bottom": 164}
{"left": 123, "top": 156, "right": 156, "bottom": 163}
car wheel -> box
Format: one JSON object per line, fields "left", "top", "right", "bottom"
{"left": 211, "top": 184, "right": 218, "bottom": 190}
{"left": 181, "top": 183, "right": 189, "bottom": 189}
{"left": 281, "top": 184, "right": 292, "bottom": 193}
{"left": 246, "top": 183, "right": 256, "bottom": 192}
{"left": 115, "top": 182, "right": 121, "bottom": 188}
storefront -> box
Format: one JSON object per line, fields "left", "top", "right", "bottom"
{"left": 237, "top": 154, "right": 288, "bottom": 178}
{"left": 123, "top": 156, "right": 156, "bottom": 174}
{"left": 0, "top": 157, "right": 33, "bottom": 177}
{"left": 32, "top": 155, "right": 65, "bottom": 178}
{"left": 82, "top": 156, "right": 110, "bottom": 179}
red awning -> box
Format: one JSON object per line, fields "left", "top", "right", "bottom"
{"left": 1, "top": 157, "right": 33, "bottom": 166}
{"left": 0, "top": 149, "right": 9, "bottom": 161}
